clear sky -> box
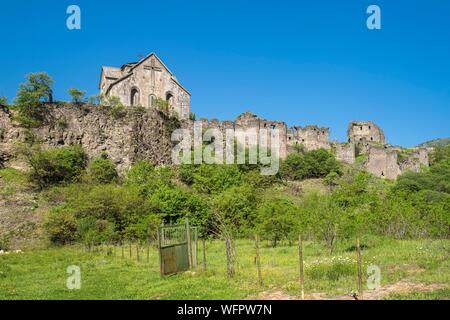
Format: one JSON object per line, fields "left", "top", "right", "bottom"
{"left": 0, "top": 0, "right": 449, "bottom": 147}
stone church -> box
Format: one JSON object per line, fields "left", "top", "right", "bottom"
{"left": 99, "top": 53, "right": 191, "bottom": 119}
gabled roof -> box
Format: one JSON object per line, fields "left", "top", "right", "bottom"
{"left": 104, "top": 52, "right": 191, "bottom": 96}
{"left": 99, "top": 66, "right": 123, "bottom": 89}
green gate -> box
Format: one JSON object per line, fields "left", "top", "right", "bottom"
{"left": 158, "top": 220, "right": 198, "bottom": 276}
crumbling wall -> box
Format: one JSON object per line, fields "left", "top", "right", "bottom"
{"left": 348, "top": 121, "right": 385, "bottom": 144}
{"left": 287, "top": 125, "right": 330, "bottom": 151}
{"left": 364, "top": 146, "right": 401, "bottom": 179}
{"left": 397, "top": 148, "right": 430, "bottom": 174}
{"left": 335, "top": 142, "right": 355, "bottom": 164}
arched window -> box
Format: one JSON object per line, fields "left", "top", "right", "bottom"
{"left": 148, "top": 94, "right": 156, "bottom": 108}
{"left": 130, "top": 87, "right": 139, "bottom": 106}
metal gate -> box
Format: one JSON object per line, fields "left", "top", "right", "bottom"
{"left": 158, "top": 220, "right": 198, "bottom": 276}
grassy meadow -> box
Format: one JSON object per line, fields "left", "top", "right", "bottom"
{"left": 1, "top": 237, "right": 449, "bottom": 300}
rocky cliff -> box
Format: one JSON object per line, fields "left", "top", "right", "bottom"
{"left": 0, "top": 104, "right": 177, "bottom": 171}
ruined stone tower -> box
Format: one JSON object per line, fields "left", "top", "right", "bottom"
{"left": 347, "top": 121, "right": 385, "bottom": 144}
{"left": 99, "top": 53, "right": 191, "bottom": 119}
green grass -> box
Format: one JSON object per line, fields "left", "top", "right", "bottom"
{"left": 0, "top": 237, "right": 448, "bottom": 300}
{"left": 0, "top": 168, "right": 30, "bottom": 196}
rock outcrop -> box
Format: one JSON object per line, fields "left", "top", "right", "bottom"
{"left": 0, "top": 104, "right": 177, "bottom": 172}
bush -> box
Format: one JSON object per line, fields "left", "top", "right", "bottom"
{"left": 66, "top": 184, "right": 153, "bottom": 238}
{"left": 88, "top": 156, "right": 118, "bottom": 184}
{"left": 192, "top": 164, "right": 241, "bottom": 194}
{"left": 102, "top": 96, "right": 126, "bottom": 119}
{"left": 77, "top": 217, "right": 117, "bottom": 245}
{"left": 280, "top": 149, "right": 341, "bottom": 181}
{"left": 126, "top": 161, "right": 173, "bottom": 196}
{"left": 44, "top": 207, "right": 78, "bottom": 245}
{"left": 28, "top": 145, "right": 87, "bottom": 188}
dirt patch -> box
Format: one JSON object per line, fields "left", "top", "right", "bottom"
{"left": 363, "top": 280, "right": 447, "bottom": 300}
{"left": 253, "top": 281, "right": 447, "bottom": 300}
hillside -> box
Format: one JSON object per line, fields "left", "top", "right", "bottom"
{"left": 418, "top": 137, "right": 450, "bottom": 148}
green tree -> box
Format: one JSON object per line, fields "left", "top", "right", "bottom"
{"left": 211, "top": 185, "right": 257, "bottom": 236}
{"left": 0, "top": 96, "right": 7, "bottom": 105}
{"left": 67, "top": 88, "right": 86, "bottom": 103}
{"left": 255, "top": 197, "right": 297, "bottom": 247}
{"left": 14, "top": 72, "right": 54, "bottom": 127}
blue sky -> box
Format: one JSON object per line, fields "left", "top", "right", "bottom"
{"left": 0, "top": 0, "right": 449, "bottom": 147}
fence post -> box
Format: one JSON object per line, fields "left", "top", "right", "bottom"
{"left": 129, "top": 241, "right": 132, "bottom": 259}
{"left": 202, "top": 238, "right": 207, "bottom": 271}
{"left": 195, "top": 228, "right": 199, "bottom": 267}
{"left": 158, "top": 225, "right": 163, "bottom": 276}
{"left": 121, "top": 241, "right": 124, "bottom": 259}
{"left": 186, "top": 218, "right": 192, "bottom": 269}
{"left": 298, "top": 235, "right": 305, "bottom": 300}
{"left": 255, "top": 234, "right": 263, "bottom": 286}
{"left": 225, "top": 236, "right": 234, "bottom": 278}
{"left": 136, "top": 241, "right": 140, "bottom": 262}
{"left": 357, "top": 238, "right": 363, "bottom": 300}
{"left": 146, "top": 239, "right": 150, "bottom": 263}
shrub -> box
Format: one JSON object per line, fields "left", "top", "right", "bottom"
{"left": 149, "top": 185, "right": 203, "bottom": 223}
{"left": 88, "top": 156, "right": 119, "bottom": 184}
{"left": 14, "top": 72, "right": 53, "bottom": 127}
{"left": 44, "top": 207, "right": 78, "bottom": 245}
{"left": 0, "top": 96, "right": 7, "bottom": 105}
{"left": 125, "top": 161, "right": 174, "bottom": 196}
{"left": 192, "top": 164, "right": 241, "bottom": 194}
{"left": 77, "top": 217, "right": 117, "bottom": 245}
{"left": 280, "top": 149, "right": 341, "bottom": 181}
{"left": 154, "top": 97, "right": 169, "bottom": 113}
{"left": 430, "top": 145, "right": 450, "bottom": 166}
{"left": 102, "top": 96, "right": 126, "bottom": 119}
{"left": 28, "top": 145, "right": 87, "bottom": 188}
{"left": 67, "top": 88, "right": 86, "bottom": 103}
{"left": 124, "top": 214, "right": 162, "bottom": 242}
{"left": 67, "top": 184, "right": 153, "bottom": 237}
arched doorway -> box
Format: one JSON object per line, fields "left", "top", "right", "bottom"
{"left": 130, "top": 87, "right": 139, "bottom": 106}
{"left": 166, "top": 92, "right": 174, "bottom": 109}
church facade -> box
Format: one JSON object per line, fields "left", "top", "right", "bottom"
{"left": 99, "top": 53, "right": 191, "bottom": 119}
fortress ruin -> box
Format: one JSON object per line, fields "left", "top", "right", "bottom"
{"left": 0, "top": 53, "right": 431, "bottom": 179}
